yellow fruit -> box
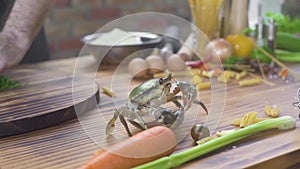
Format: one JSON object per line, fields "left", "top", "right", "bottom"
{"left": 226, "top": 34, "right": 254, "bottom": 58}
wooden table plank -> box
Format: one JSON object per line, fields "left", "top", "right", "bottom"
{"left": 0, "top": 56, "right": 300, "bottom": 169}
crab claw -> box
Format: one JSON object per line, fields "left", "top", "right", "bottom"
{"left": 175, "top": 81, "right": 208, "bottom": 114}
{"left": 153, "top": 106, "right": 184, "bottom": 129}
{"left": 176, "top": 81, "right": 197, "bottom": 110}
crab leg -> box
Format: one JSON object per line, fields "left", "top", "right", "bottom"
{"left": 106, "top": 109, "right": 120, "bottom": 135}
{"left": 171, "top": 95, "right": 208, "bottom": 114}
{"left": 106, "top": 107, "right": 136, "bottom": 137}
{"left": 194, "top": 100, "right": 208, "bottom": 114}
{"left": 170, "top": 100, "right": 185, "bottom": 128}
{"left": 120, "top": 114, "right": 132, "bottom": 137}
{"left": 128, "top": 119, "right": 145, "bottom": 130}
{"left": 135, "top": 109, "right": 149, "bottom": 130}
{"left": 167, "top": 89, "right": 208, "bottom": 114}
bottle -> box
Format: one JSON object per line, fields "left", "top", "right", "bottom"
{"left": 255, "top": 18, "right": 265, "bottom": 47}
{"left": 266, "top": 18, "right": 277, "bottom": 53}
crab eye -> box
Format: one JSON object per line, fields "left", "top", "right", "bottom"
{"left": 159, "top": 78, "right": 164, "bottom": 85}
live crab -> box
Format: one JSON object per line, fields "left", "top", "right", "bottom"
{"left": 106, "top": 73, "right": 208, "bottom": 136}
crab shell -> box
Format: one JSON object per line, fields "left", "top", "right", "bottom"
{"left": 128, "top": 74, "right": 175, "bottom": 106}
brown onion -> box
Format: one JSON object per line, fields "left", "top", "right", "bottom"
{"left": 204, "top": 38, "right": 233, "bottom": 63}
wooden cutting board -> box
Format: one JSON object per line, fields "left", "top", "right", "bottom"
{"left": 0, "top": 67, "right": 99, "bottom": 138}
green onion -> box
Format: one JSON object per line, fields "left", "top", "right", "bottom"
{"left": 134, "top": 116, "right": 296, "bottom": 169}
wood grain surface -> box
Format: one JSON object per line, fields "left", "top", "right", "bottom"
{"left": 0, "top": 67, "right": 99, "bottom": 137}
{"left": 0, "top": 56, "right": 300, "bottom": 169}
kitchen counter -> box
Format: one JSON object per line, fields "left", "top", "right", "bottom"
{"left": 1, "top": 56, "right": 300, "bottom": 169}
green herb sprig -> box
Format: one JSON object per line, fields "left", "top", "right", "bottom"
{"left": 0, "top": 75, "right": 20, "bottom": 91}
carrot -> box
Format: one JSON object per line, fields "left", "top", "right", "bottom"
{"left": 78, "top": 126, "right": 176, "bottom": 169}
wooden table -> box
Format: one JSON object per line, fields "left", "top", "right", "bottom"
{"left": 1, "top": 56, "right": 300, "bottom": 169}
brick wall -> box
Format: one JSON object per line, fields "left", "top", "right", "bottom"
{"left": 45, "top": 0, "right": 191, "bottom": 59}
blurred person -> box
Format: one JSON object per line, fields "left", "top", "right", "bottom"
{"left": 0, "top": 0, "right": 55, "bottom": 71}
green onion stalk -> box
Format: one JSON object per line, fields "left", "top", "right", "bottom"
{"left": 134, "top": 116, "right": 296, "bottom": 169}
